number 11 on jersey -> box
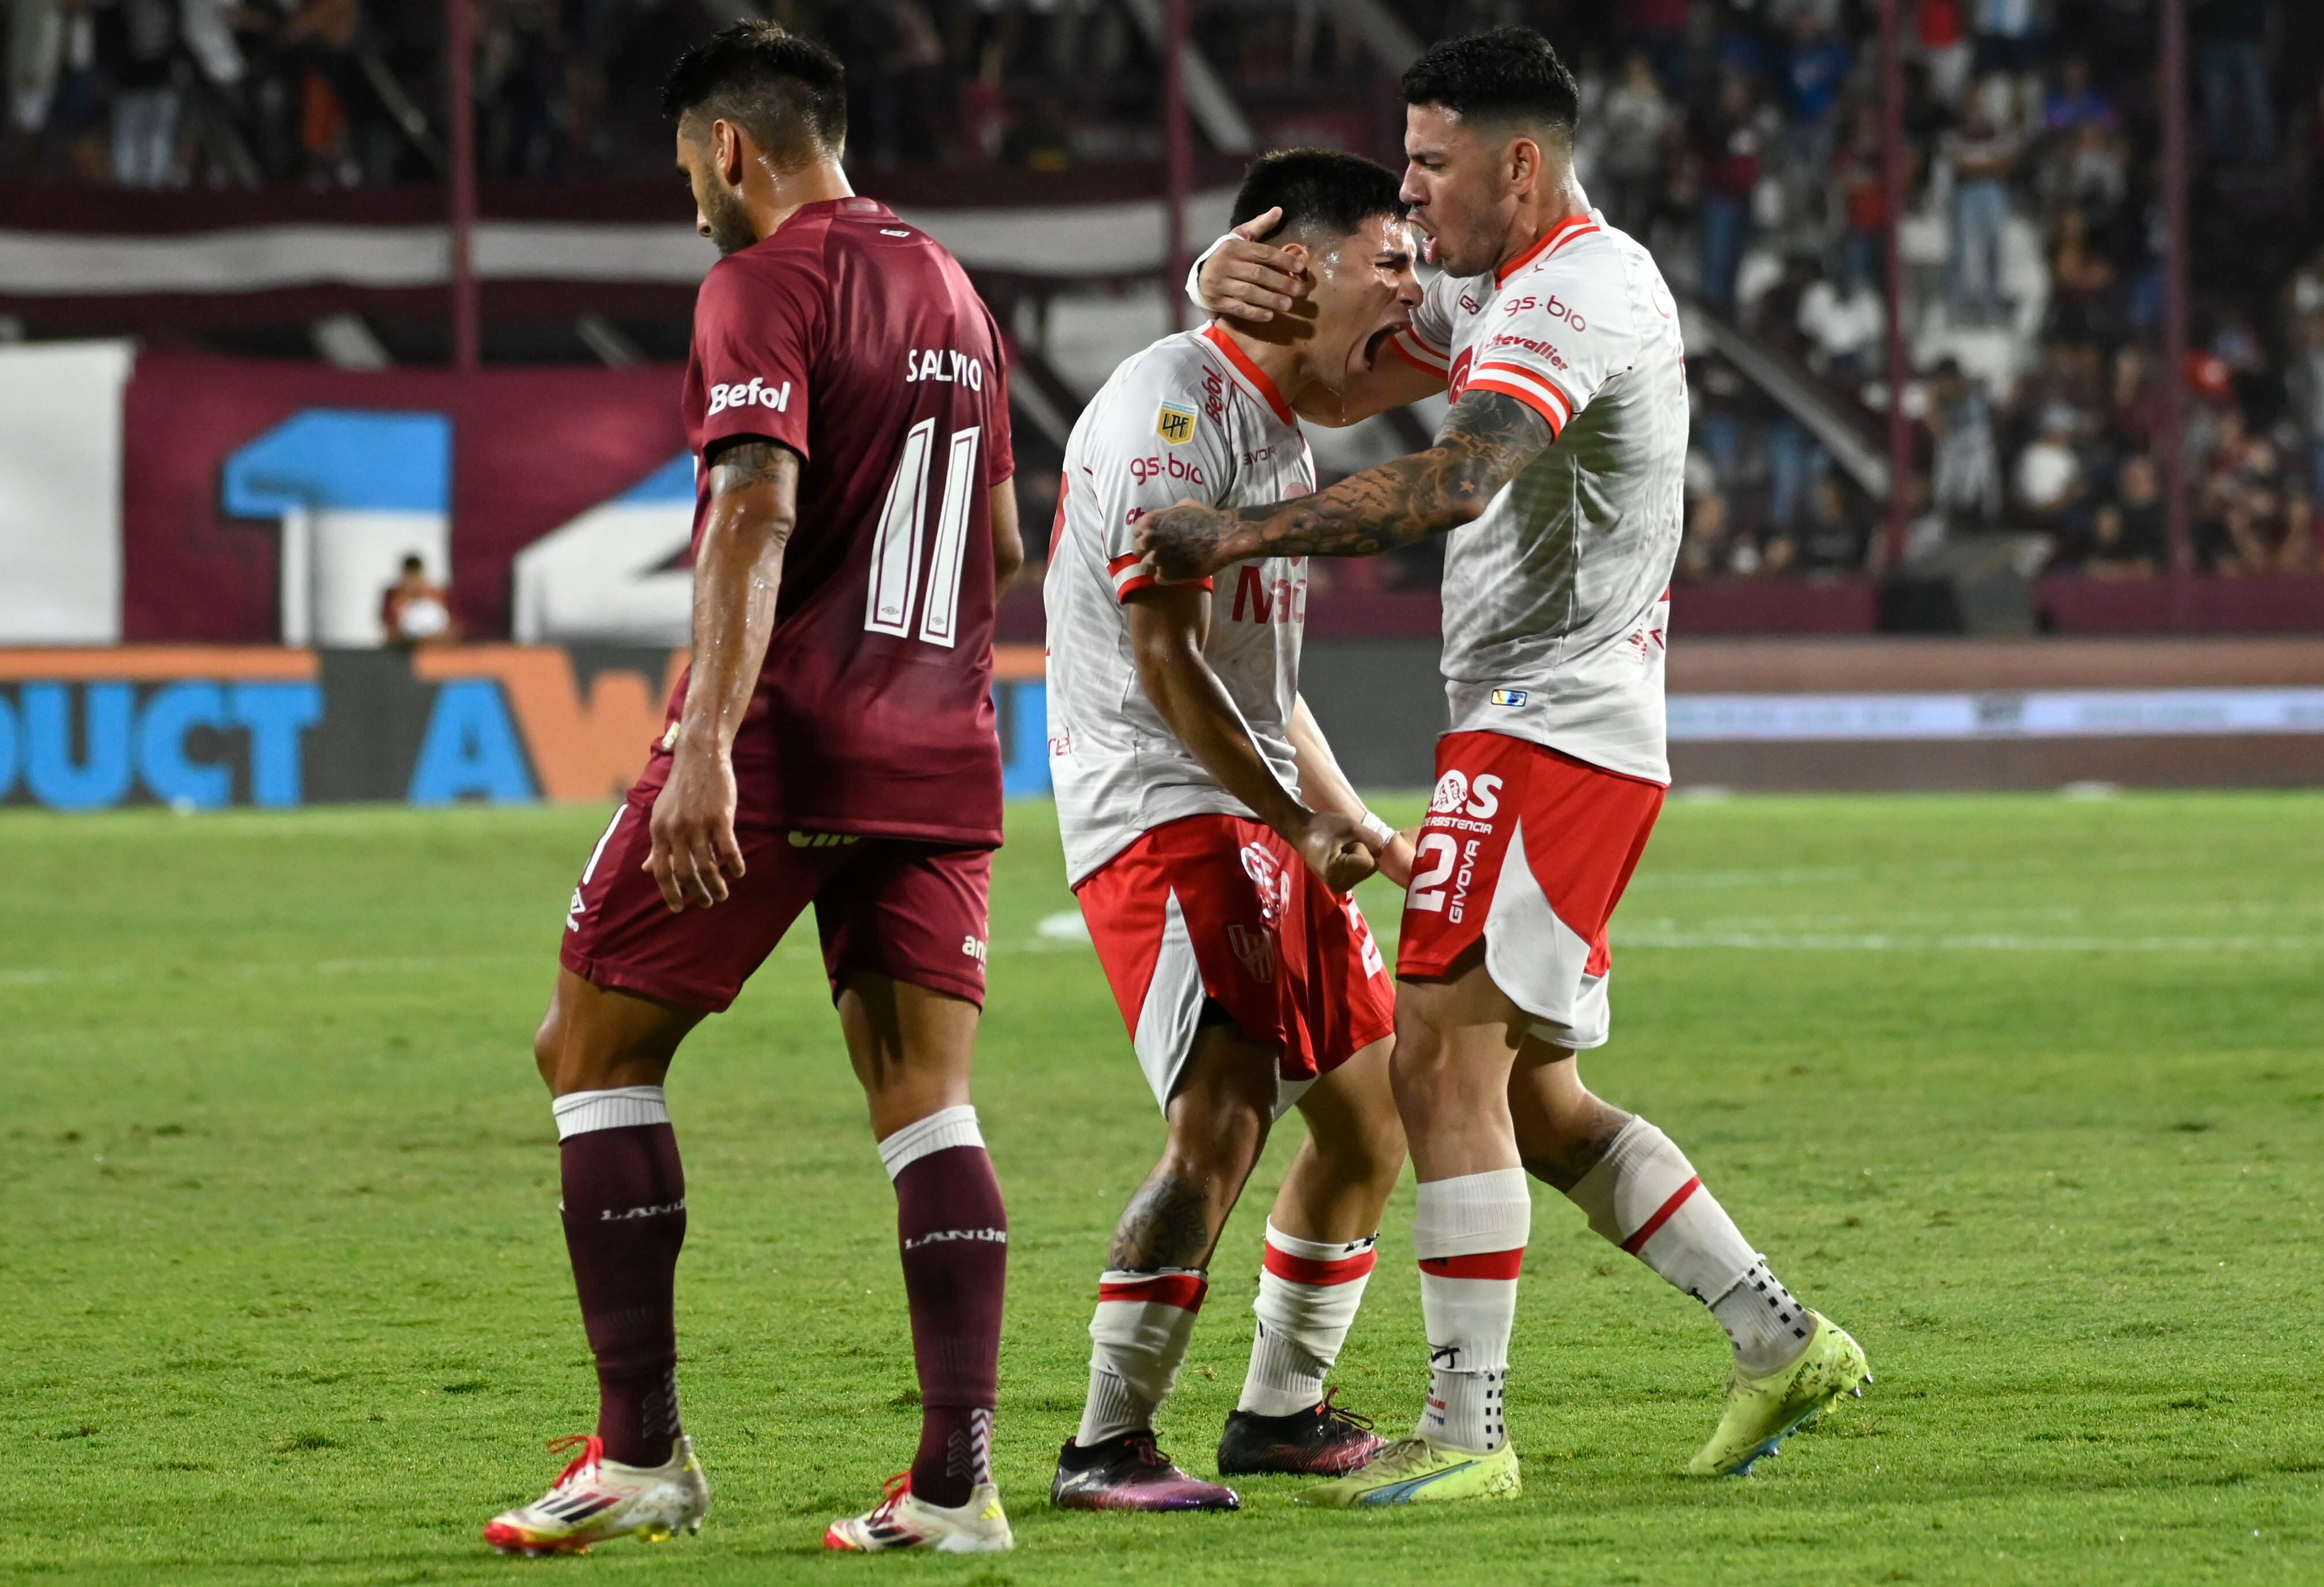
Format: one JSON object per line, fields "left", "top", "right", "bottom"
{"left": 865, "top": 418, "right": 983, "bottom": 649}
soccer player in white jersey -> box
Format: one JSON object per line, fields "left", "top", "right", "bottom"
{"left": 1044, "top": 150, "right": 1429, "bottom": 1512}
{"left": 1149, "top": 28, "right": 1870, "bottom": 1505}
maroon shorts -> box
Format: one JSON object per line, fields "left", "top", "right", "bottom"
{"left": 559, "top": 796, "right": 992, "bottom": 1014}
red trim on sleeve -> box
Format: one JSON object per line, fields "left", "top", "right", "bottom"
{"left": 1463, "top": 376, "right": 1566, "bottom": 438}
{"left": 1263, "top": 1245, "right": 1379, "bottom": 1287}
{"left": 1097, "top": 1273, "right": 1209, "bottom": 1311}
{"left": 1417, "top": 1249, "right": 1526, "bottom": 1280}
{"left": 1107, "top": 551, "right": 1143, "bottom": 574}
{"left": 1115, "top": 574, "right": 1212, "bottom": 601}
{"left": 1471, "top": 361, "right": 1575, "bottom": 427}
{"left": 1621, "top": 1177, "right": 1703, "bottom": 1255}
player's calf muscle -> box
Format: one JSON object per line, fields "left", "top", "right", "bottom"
{"left": 1107, "top": 1166, "right": 1227, "bottom": 1272}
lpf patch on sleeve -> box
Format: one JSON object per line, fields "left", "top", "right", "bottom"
{"left": 1156, "top": 402, "right": 1199, "bottom": 446}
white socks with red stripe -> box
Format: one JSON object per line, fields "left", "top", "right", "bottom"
{"left": 1077, "top": 1269, "right": 1207, "bottom": 1446}
{"left": 1564, "top": 1118, "right": 1812, "bottom": 1375}
{"left": 1412, "top": 1168, "right": 1530, "bottom": 1452}
{"left": 1238, "top": 1224, "right": 1378, "bottom": 1418}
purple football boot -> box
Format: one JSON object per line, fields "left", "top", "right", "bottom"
{"left": 1050, "top": 1432, "right": 1241, "bottom": 1512}
{"left": 1217, "top": 1388, "right": 1389, "bottom": 1476}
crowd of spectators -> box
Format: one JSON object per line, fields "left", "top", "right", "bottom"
{"left": 0, "top": 1, "right": 1390, "bottom": 186}
{"left": 6, "top": 0, "right": 2323, "bottom": 583}
{"left": 1574, "top": 0, "right": 2324, "bottom": 583}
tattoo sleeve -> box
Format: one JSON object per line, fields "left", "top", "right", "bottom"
{"left": 1210, "top": 390, "right": 1552, "bottom": 563}
{"left": 705, "top": 436, "right": 798, "bottom": 495}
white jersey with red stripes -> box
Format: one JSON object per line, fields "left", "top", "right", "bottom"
{"left": 1044, "top": 323, "right": 1317, "bottom": 885}
{"left": 1385, "top": 210, "right": 1688, "bottom": 785}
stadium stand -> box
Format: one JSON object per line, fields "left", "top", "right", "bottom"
{"left": 3, "top": 1, "right": 2322, "bottom": 593}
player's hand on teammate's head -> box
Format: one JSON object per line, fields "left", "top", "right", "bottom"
{"left": 1198, "top": 206, "right": 1311, "bottom": 325}
{"left": 1296, "top": 809, "right": 1381, "bottom": 895}
{"left": 1136, "top": 499, "right": 1238, "bottom": 583}
{"left": 644, "top": 746, "right": 747, "bottom": 913}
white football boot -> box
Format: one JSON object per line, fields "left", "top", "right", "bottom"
{"left": 482, "top": 1434, "right": 710, "bottom": 1556}
{"left": 824, "top": 1473, "right": 1015, "bottom": 1554}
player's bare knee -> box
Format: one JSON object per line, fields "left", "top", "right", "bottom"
{"left": 1161, "top": 1088, "right": 1270, "bottom": 1188}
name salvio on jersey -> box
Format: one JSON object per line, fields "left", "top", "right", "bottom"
{"left": 905, "top": 348, "right": 987, "bottom": 390}
{"left": 864, "top": 341, "right": 991, "bottom": 650}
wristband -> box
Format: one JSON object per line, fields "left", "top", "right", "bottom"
{"left": 1359, "top": 811, "right": 1396, "bottom": 846}
{"left": 1185, "top": 232, "right": 1233, "bottom": 316}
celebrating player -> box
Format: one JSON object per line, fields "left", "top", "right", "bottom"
{"left": 1152, "top": 28, "right": 1870, "bottom": 1505}
{"left": 483, "top": 24, "right": 1020, "bottom": 1557}
{"left": 1044, "top": 150, "right": 1424, "bottom": 1512}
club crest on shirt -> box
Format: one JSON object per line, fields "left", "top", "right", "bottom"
{"left": 1155, "top": 401, "right": 1199, "bottom": 446}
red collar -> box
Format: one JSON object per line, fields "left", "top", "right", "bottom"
{"left": 1201, "top": 323, "right": 1296, "bottom": 427}
{"left": 1494, "top": 212, "right": 1599, "bottom": 285}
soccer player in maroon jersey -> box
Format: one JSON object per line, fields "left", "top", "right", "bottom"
{"left": 481, "top": 23, "right": 1021, "bottom": 1558}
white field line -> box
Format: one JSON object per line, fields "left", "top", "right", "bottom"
{"left": 1612, "top": 929, "right": 2324, "bottom": 953}
{"left": 1623, "top": 849, "right": 2234, "bottom": 894}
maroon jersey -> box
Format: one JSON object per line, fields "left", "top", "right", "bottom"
{"left": 642, "top": 196, "right": 1015, "bottom": 847}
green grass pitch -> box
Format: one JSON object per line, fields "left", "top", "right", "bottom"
{"left": 6, "top": 792, "right": 2322, "bottom": 1584}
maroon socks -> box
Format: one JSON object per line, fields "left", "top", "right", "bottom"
{"left": 553, "top": 1087, "right": 686, "bottom": 1468}
{"left": 552, "top": 1090, "right": 1006, "bottom": 1501}
{"left": 880, "top": 1105, "right": 1009, "bottom": 1509}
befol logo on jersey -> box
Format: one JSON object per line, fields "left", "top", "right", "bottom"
{"left": 707, "top": 376, "right": 792, "bottom": 417}
{"left": 1156, "top": 401, "right": 1198, "bottom": 446}
{"left": 1430, "top": 770, "right": 1470, "bottom": 814}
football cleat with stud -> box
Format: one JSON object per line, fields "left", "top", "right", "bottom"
{"left": 1687, "top": 1313, "right": 1872, "bottom": 1477}
{"left": 824, "top": 1472, "right": 1015, "bottom": 1553}
{"left": 1051, "top": 1431, "right": 1241, "bottom": 1511}
{"left": 1293, "top": 1434, "right": 1521, "bottom": 1507}
{"left": 1217, "top": 1388, "right": 1389, "bottom": 1476}
{"left": 482, "top": 1433, "right": 709, "bottom": 1556}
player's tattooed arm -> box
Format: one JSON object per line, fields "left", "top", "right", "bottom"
{"left": 644, "top": 437, "right": 799, "bottom": 913}
{"left": 1135, "top": 390, "right": 1552, "bottom": 580}
{"left": 1107, "top": 1167, "right": 1219, "bottom": 1271}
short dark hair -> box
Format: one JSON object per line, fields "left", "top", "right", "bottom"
{"left": 1229, "top": 149, "right": 1406, "bottom": 244}
{"left": 662, "top": 21, "right": 846, "bottom": 167}
{"left": 1401, "top": 27, "right": 1580, "bottom": 143}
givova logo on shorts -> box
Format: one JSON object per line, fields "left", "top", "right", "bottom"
{"left": 1412, "top": 769, "right": 1505, "bottom": 921}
